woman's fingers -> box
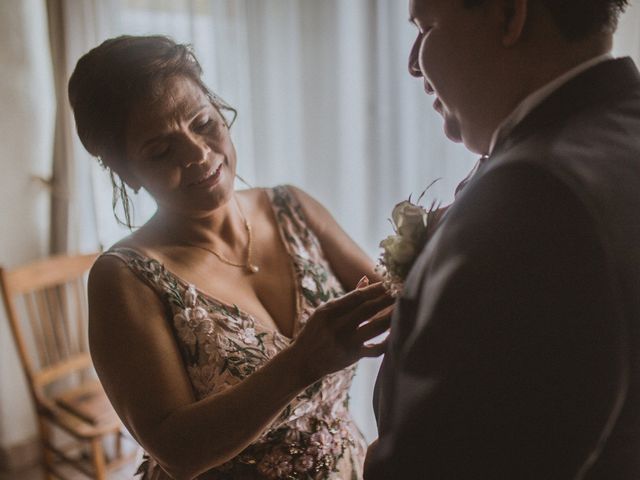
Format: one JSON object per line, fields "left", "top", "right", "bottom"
{"left": 355, "top": 305, "right": 393, "bottom": 343}
{"left": 356, "top": 275, "right": 370, "bottom": 289}
{"left": 340, "top": 293, "right": 395, "bottom": 329}
{"left": 359, "top": 337, "right": 389, "bottom": 357}
{"left": 294, "top": 282, "right": 394, "bottom": 379}
{"left": 323, "top": 282, "right": 388, "bottom": 317}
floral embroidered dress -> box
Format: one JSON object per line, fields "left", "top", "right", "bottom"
{"left": 104, "top": 186, "right": 367, "bottom": 480}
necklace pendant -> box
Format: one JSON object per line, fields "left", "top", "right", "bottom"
{"left": 248, "top": 264, "right": 260, "bottom": 274}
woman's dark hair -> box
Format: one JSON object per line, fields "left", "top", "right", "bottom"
{"left": 68, "top": 35, "right": 237, "bottom": 228}
{"left": 463, "top": 0, "right": 629, "bottom": 41}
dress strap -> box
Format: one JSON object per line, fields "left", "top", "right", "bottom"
{"left": 268, "top": 185, "right": 322, "bottom": 256}
{"left": 100, "top": 247, "right": 178, "bottom": 304}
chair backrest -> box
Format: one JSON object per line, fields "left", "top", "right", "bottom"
{"left": 0, "top": 253, "right": 100, "bottom": 404}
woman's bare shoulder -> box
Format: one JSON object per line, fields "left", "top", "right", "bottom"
{"left": 88, "top": 248, "right": 162, "bottom": 325}
{"left": 90, "top": 251, "right": 135, "bottom": 287}
{"left": 236, "top": 186, "right": 268, "bottom": 203}
{"left": 90, "top": 255, "right": 134, "bottom": 300}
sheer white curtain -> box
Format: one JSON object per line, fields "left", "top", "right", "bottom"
{"left": 74, "top": 0, "right": 477, "bottom": 249}
{"left": 59, "top": 0, "right": 476, "bottom": 441}
{"left": 614, "top": 1, "right": 640, "bottom": 59}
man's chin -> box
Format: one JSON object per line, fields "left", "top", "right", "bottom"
{"left": 439, "top": 113, "right": 489, "bottom": 155}
{"left": 443, "top": 119, "right": 463, "bottom": 144}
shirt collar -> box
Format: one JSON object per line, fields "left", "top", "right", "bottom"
{"left": 488, "top": 53, "right": 613, "bottom": 155}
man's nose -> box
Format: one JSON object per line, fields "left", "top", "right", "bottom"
{"left": 408, "top": 38, "right": 422, "bottom": 78}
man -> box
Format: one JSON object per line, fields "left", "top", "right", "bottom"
{"left": 365, "top": 0, "right": 640, "bottom": 478}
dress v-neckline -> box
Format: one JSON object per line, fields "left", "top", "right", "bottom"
{"left": 113, "top": 188, "right": 303, "bottom": 341}
{"left": 181, "top": 277, "right": 296, "bottom": 342}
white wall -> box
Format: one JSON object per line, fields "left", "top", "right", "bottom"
{"left": 0, "top": 0, "right": 55, "bottom": 448}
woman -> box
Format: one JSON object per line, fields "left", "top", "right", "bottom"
{"left": 68, "top": 35, "right": 393, "bottom": 480}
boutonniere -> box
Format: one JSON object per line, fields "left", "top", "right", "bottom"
{"left": 376, "top": 182, "right": 446, "bottom": 296}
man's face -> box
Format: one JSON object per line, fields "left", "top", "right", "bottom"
{"left": 408, "top": 0, "right": 502, "bottom": 154}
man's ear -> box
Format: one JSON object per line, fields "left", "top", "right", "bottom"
{"left": 502, "top": 0, "right": 528, "bottom": 47}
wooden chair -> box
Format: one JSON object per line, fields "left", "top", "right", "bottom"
{"left": 0, "top": 253, "right": 137, "bottom": 479}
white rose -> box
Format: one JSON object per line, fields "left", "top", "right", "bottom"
{"left": 380, "top": 235, "right": 417, "bottom": 265}
{"left": 392, "top": 201, "right": 427, "bottom": 240}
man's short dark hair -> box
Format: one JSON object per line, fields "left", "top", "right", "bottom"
{"left": 463, "top": 0, "right": 629, "bottom": 41}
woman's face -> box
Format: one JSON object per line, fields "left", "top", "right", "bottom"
{"left": 123, "top": 75, "right": 237, "bottom": 216}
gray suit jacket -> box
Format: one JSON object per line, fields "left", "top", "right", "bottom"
{"left": 366, "top": 58, "right": 640, "bottom": 479}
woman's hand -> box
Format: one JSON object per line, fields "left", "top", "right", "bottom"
{"left": 289, "top": 282, "right": 394, "bottom": 385}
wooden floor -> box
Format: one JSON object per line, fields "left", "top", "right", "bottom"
{"left": 0, "top": 462, "right": 138, "bottom": 480}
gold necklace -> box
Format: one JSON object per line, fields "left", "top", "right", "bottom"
{"left": 187, "top": 197, "right": 259, "bottom": 274}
